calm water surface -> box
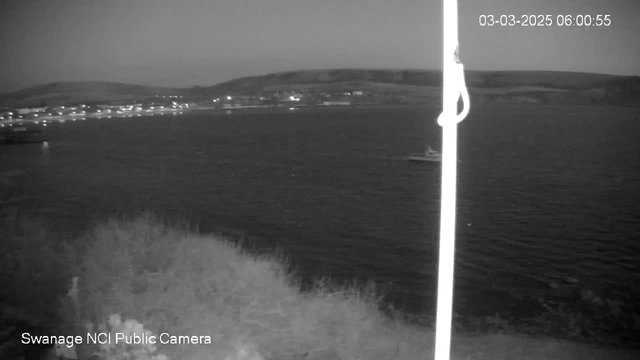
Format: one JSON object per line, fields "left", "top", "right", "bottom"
{"left": 3, "top": 105, "right": 640, "bottom": 319}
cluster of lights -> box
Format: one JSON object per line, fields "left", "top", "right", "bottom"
{"left": 0, "top": 99, "right": 196, "bottom": 128}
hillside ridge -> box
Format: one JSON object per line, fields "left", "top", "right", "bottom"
{"left": 2, "top": 69, "right": 639, "bottom": 107}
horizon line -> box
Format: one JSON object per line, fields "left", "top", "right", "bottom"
{"left": 3, "top": 68, "right": 638, "bottom": 95}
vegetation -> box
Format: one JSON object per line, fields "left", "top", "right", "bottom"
{"left": 0, "top": 205, "right": 638, "bottom": 359}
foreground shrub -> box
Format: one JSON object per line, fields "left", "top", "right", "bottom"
{"left": 63, "top": 214, "right": 439, "bottom": 360}
{"left": 7, "top": 211, "right": 639, "bottom": 360}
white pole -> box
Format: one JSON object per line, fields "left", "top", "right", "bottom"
{"left": 434, "top": 0, "right": 469, "bottom": 359}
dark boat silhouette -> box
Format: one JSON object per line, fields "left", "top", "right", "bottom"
{"left": 408, "top": 146, "right": 442, "bottom": 162}
{"left": 0, "top": 125, "right": 46, "bottom": 145}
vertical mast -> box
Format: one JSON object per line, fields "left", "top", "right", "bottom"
{"left": 434, "top": 0, "right": 470, "bottom": 359}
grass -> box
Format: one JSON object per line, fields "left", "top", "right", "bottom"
{"left": 1, "top": 208, "right": 639, "bottom": 360}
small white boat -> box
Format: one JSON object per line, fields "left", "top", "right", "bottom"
{"left": 408, "top": 147, "right": 442, "bottom": 162}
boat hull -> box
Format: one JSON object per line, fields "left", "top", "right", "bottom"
{"left": 0, "top": 127, "right": 46, "bottom": 145}
{"left": 408, "top": 156, "right": 442, "bottom": 162}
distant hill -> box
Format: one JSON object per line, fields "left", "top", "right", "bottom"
{"left": 207, "top": 69, "right": 630, "bottom": 91}
{"left": 0, "top": 82, "right": 182, "bottom": 108}
{"left": 1, "top": 69, "right": 639, "bottom": 107}
{"left": 204, "top": 69, "right": 640, "bottom": 106}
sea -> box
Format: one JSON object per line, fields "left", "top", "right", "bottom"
{"left": 2, "top": 105, "right": 639, "bottom": 332}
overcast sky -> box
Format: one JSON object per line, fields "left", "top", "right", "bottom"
{"left": 1, "top": 0, "right": 638, "bottom": 93}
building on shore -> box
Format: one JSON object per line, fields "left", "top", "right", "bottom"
{"left": 15, "top": 107, "right": 48, "bottom": 115}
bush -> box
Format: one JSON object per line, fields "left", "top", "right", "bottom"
{"left": 3, "top": 208, "right": 639, "bottom": 360}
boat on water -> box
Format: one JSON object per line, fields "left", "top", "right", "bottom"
{"left": 0, "top": 126, "right": 46, "bottom": 145}
{"left": 408, "top": 146, "right": 442, "bottom": 162}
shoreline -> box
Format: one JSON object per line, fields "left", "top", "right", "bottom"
{"left": 0, "top": 103, "right": 431, "bottom": 126}
{"left": 2, "top": 102, "right": 636, "bottom": 127}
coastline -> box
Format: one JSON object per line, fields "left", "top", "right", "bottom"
{"left": 3, "top": 101, "right": 635, "bottom": 128}
{"left": 0, "top": 103, "right": 440, "bottom": 127}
